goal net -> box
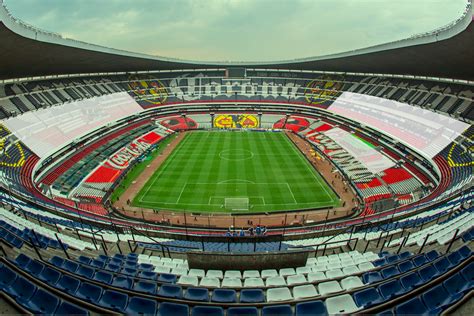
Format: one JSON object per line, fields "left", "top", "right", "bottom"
{"left": 225, "top": 197, "right": 249, "bottom": 211}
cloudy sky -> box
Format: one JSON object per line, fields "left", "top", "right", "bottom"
{"left": 4, "top": 0, "right": 469, "bottom": 62}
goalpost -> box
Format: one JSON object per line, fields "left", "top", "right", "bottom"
{"left": 224, "top": 197, "right": 250, "bottom": 211}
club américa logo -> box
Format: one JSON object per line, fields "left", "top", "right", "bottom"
{"left": 214, "top": 114, "right": 259, "bottom": 129}
{"left": 128, "top": 75, "right": 168, "bottom": 105}
{"left": 304, "top": 76, "right": 344, "bottom": 105}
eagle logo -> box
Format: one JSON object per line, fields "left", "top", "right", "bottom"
{"left": 273, "top": 116, "right": 310, "bottom": 132}
{"left": 446, "top": 134, "right": 474, "bottom": 168}
{"left": 128, "top": 75, "right": 168, "bottom": 106}
{"left": 160, "top": 116, "right": 198, "bottom": 131}
{"left": 304, "top": 76, "right": 344, "bottom": 105}
{"left": 0, "top": 125, "right": 26, "bottom": 168}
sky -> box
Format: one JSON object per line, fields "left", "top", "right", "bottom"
{"left": 4, "top": 0, "right": 469, "bottom": 62}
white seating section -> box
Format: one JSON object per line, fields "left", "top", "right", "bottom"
{"left": 0, "top": 207, "right": 96, "bottom": 251}
{"left": 388, "top": 212, "right": 474, "bottom": 247}
{"left": 136, "top": 250, "right": 379, "bottom": 298}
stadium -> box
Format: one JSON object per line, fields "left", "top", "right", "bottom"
{"left": 0, "top": 0, "right": 473, "bottom": 315}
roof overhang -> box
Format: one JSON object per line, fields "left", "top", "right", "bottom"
{"left": 0, "top": 1, "right": 473, "bottom": 80}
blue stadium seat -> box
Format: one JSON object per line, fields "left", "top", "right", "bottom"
{"left": 138, "top": 271, "right": 158, "bottom": 280}
{"left": 3, "top": 276, "right": 36, "bottom": 302}
{"left": 125, "top": 296, "right": 157, "bottom": 316}
{"left": 109, "top": 257, "right": 123, "bottom": 265}
{"left": 75, "top": 282, "right": 103, "bottom": 304}
{"left": 123, "top": 261, "right": 138, "bottom": 269}
{"left": 296, "top": 300, "right": 328, "bottom": 316}
{"left": 158, "top": 273, "right": 177, "bottom": 283}
{"left": 240, "top": 289, "right": 265, "bottom": 303}
{"left": 400, "top": 272, "right": 423, "bottom": 290}
{"left": 92, "top": 271, "right": 113, "bottom": 284}
{"left": 96, "top": 255, "right": 109, "bottom": 262}
{"left": 37, "top": 266, "right": 61, "bottom": 285}
{"left": 425, "top": 250, "right": 439, "bottom": 262}
{"left": 422, "top": 284, "right": 460, "bottom": 312}
{"left": 49, "top": 256, "right": 65, "bottom": 268}
{"left": 398, "top": 251, "right": 412, "bottom": 260}
{"left": 111, "top": 276, "right": 133, "bottom": 289}
{"left": 395, "top": 297, "right": 430, "bottom": 315}
{"left": 56, "top": 301, "right": 89, "bottom": 316}
{"left": 380, "top": 266, "right": 400, "bottom": 279}
{"left": 184, "top": 287, "right": 209, "bottom": 302}
{"left": 262, "top": 305, "right": 293, "bottom": 316}
{"left": 460, "top": 262, "right": 473, "bottom": 286}
{"left": 462, "top": 230, "right": 474, "bottom": 242}
{"left": 362, "top": 271, "right": 383, "bottom": 284}
{"left": 192, "top": 306, "right": 224, "bottom": 316}
{"left": 397, "top": 260, "right": 414, "bottom": 273}
{"left": 56, "top": 275, "right": 81, "bottom": 294}
{"left": 24, "top": 260, "right": 44, "bottom": 276}
{"left": 158, "top": 284, "right": 183, "bottom": 299}
{"left": 78, "top": 256, "right": 92, "bottom": 265}
{"left": 90, "top": 259, "right": 106, "bottom": 269}
{"left": 372, "top": 258, "right": 386, "bottom": 267}
{"left": 14, "top": 254, "right": 31, "bottom": 269}
{"left": 378, "top": 279, "right": 407, "bottom": 300}
{"left": 106, "top": 263, "right": 121, "bottom": 272}
{"left": 447, "top": 251, "right": 463, "bottom": 266}
{"left": 457, "top": 245, "right": 472, "bottom": 260}
{"left": 444, "top": 272, "right": 471, "bottom": 296}
{"left": 228, "top": 307, "right": 259, "bottom": 316}
{"left": 433, "top": 257, "right": 453, "bottom": 274}
{"left": 23, "top": 288, "right": 59, "bottom": 314}
{"left": 0, "top": 265, "right": 17, "bottom": 290}
{"left": 418, "top": 265, "right": 440, "bottom": 282}
{"left": 113, "top": 254, "right": 126, "bottom": 260}
{"left": 385, "top": 254, "right": 400, "bottom": 264}
{"left": 76, "top": 265, "right": 95, "bottom": 279}
{"left": 62, "top": 260, "right": 79, "bottom": 273}
{"left": 138, "top": 263, "right": 155, "bottom": 271}
{"left": 211, "top": 289, "right": 237, "bottom": 303}
{"left": 127, "top": 253, "right": 138, "bottom": 259}
{"left": 121, "top": 267, "right": 138, "bottom": 276}
{"left": 353, "top": 287, "right": 385, "bottom": 308}
{"left": 133, "top": 280, "right": 157, "bottom": 294}
{"left": 158, "top": 302, "right": 189, "bottom": 316}
{"left": 98, "top": 290, "right": 128, "bottom": 312}
{"left": 412, "top": 255, "right": 428, "bottom": 267}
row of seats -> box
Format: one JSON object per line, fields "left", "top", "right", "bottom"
{"left": 2, "top": 248, "right": 472, "bottom": 315}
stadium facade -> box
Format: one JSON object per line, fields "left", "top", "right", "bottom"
{"left": 0, "top": 0, "right": 473, "bottom": 315}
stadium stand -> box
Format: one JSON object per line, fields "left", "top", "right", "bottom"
{"left": 0, "top": 0, "right": 473, "bottom": 313}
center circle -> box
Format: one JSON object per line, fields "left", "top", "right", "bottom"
{"left": 219, "top": 149, "right": 254, "bottom": 161}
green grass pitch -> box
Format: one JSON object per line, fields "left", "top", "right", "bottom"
{"left": 132, "top": 131, "right": 340, "bottom": 213}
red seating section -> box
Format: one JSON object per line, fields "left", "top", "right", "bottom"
{"left": 356, "top": 178, "right": 382, "bottom": 189}
{"left": 380, "top": 168, "right": 413, "bottom": 184}
{"left": 314, "top": 123, "right": 333, "bottom": 132}
{"left": 41, "top": 120, "right": 149, "bottom": 185}
{"left": 85, "top": 166, "right": 122, "bottom": 183}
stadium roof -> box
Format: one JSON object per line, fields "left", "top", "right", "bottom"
{"left": 0, "top": 1, "right": 473, "bottom": 81}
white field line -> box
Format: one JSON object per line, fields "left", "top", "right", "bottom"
{"left": 282, "top": 134, "right": 335, "bottom": 203}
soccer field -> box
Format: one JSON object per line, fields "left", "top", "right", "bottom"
{"left": 132, "top": 131, "right": 340, "bottom": 213}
